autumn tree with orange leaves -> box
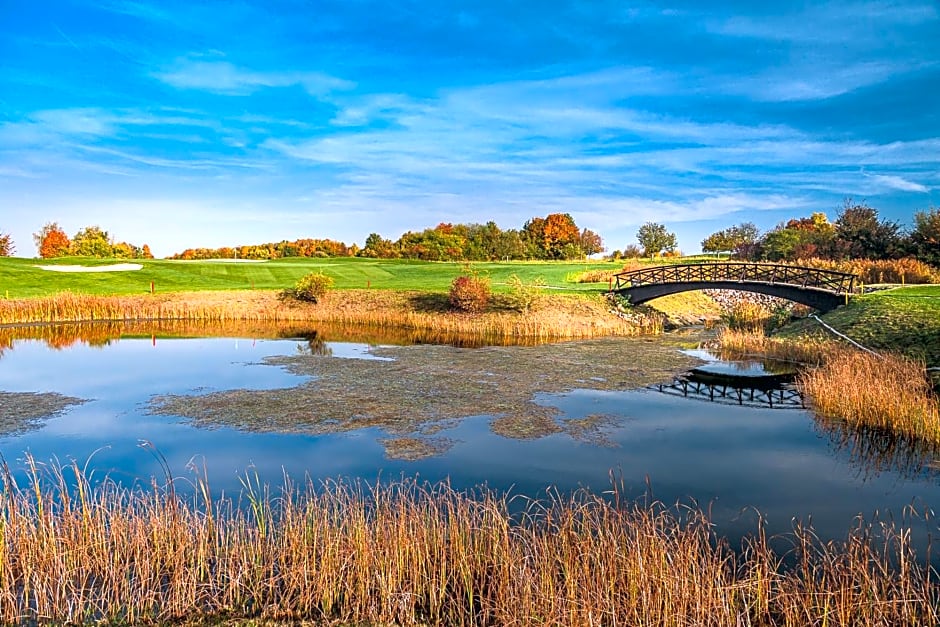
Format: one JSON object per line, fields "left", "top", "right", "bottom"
{"left": 522, "top": 213, "right": 600, "bottom": 259}
{"left": 33, "top": 222, "right": 71, "bottom": 258}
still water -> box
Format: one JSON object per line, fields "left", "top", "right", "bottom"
{"left": 1, "top": 325, "right": 938, "bottom": 548}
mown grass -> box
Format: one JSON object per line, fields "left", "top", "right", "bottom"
{"left": 0, "top": 256, "right": 624, "bottom": 298}
{"left": 1, "top": 456, "right": 936, "bottom": 626}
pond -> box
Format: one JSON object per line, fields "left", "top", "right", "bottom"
{"left": 1, "top": 322, "right": 939, "bottom": 550}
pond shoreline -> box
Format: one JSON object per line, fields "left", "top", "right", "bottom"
{"left": 0, "top": 289, "right": 665, "bottom": 340}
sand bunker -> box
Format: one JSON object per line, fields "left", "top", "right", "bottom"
{"left": 36, "top": 263, "right": 143, "bottom": 272}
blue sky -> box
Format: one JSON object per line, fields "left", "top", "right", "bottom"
{"left": 1, "top": 0, "right": 938, "bottom": 258}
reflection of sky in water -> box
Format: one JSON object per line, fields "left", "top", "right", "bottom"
{"left": 1, "top": 336, "right": 939, "bottom": 550}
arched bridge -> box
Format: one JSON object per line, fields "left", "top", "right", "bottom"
{"left": 610, "top": 263, "right": 858, "bottom": 312}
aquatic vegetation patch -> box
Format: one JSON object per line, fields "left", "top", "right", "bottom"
{"left": 151, "top": 337, "right": 703, "bottom": 458}
{"left": 0, "top": 391, "right": 86, "bottom": 435}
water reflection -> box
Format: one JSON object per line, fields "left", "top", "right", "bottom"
{"left": 0, "top": 319, "right": 549, "bottom": 355}
{"left": 1, "top": 322, "right": 940, "bottom": 553}
{"left": 651, "top": 376, "right": 805, "bottom": 409}
{"left": 816, "top": 417, "right": 940, "bottom": 481}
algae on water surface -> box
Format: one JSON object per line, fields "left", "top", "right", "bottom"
{"left": 150, "top": 336, "right": 704, "bottom": 459}
{"left": 0, "top": 391, "right": 87, "bottom": 436}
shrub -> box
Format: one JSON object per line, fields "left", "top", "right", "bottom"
{"left": 284, "top": 271, "right": 334, "bottom": 303}
{"left": 504, "top": 274, "right": 545, "bottom": 313}
{"left": 449, "top": 274, "right": 491, "bottom": 313}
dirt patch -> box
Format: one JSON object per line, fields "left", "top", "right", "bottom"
{"left": 150, "top": 336, "right": 704, "bottom": 459}
{"left": 0, "top": 392, "right": 87, "bottom": 436}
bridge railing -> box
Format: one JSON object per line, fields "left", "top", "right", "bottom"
{"left": 611, "top": 262, "right": 858, "bottom": 294}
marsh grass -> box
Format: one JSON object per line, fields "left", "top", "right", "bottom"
{"left": 0, "top": 290, "right": 661, "bottom": 340}
{"left": 800, "top": 351, "right": 940, "bottom": 442}
{"left": 0, "top": 456, "right": 937, "bottom": 626}
{"left": 719, "top": 329, "right": 940, "bottom": 444}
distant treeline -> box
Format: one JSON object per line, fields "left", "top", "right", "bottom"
{"left": 31, "top": 222, "right": 153, "bottom": 260}
{"left": 699, "top": 202, "right": 939, "bottom": 268}
{"left": 170, "top": 213, "right": 604, "bottom": 262}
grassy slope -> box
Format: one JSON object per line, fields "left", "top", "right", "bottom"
{"left": 779, "top": 285, "right": 940, "bottom": 367}
{"left": 0, "top": 256, "right": 624, "bottom": 298}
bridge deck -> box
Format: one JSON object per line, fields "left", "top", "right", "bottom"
{"left": 612, "top": 262, "right": 858, "bottom": 294}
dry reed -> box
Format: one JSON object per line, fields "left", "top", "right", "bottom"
{"left": 719, "top": 329, "right": 940, "bottom": 444}
{"left": 800, "top": 351, "right": 940, "bottom": 442}
{"left": 0, "top": 290, "right": 661, "bottom": 341}
{"left": 0, "top": 457, "right": 936, "bottom": 626}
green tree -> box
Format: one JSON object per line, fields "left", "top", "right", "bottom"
{"left": 701, "top": 222, "right": 759, "bottom": 255}
{"left": 911, "top": 206, "right": 940, "bottom": 266}
{"left": 636, "top": 222, "right": 677, "bottom": 258}
{"left": 832, "top": 202, "right": 902, "bottom": 259}
{"left": 70, "top": 226, "right": 113, "bottom": 257}
{"left": 360, "top": 233, "right": 400, "bottom": 258}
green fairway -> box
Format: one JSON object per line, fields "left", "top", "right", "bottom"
{"left": 0, "top": 256, "right": 620, "bottom": 298}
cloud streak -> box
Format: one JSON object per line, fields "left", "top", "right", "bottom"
{"left": 154, "top": 59, "right": 355, "bottom": 96}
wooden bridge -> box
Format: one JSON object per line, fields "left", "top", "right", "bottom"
{"left": 610, "top": 263, "right": 859, "bottom": 311}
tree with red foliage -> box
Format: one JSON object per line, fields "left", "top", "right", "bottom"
{"left": 33, "top": 222, "right": 71, "bottom": 258}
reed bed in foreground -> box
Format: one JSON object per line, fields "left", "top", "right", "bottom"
{"left": 0, "top": 458, "right": 937, "bottom": 626}
{"left": 0, "top": 290, "right": 660, "bottom": 340}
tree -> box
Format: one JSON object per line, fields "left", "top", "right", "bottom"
{"left": 522, "top": 213, "right": 582, "bottom": 259}
{"left": 910, "top": 206, "right": 940, "bottom": 266}
{"left": 636, "top": 222, "right": 677, "bottom": 258}
{"left": 832, "top": 202, "right": 902, "bottom": 259}
{"left": 579, "top": 228, "right": 604, "bottom": 257}
{"left": 701, "top": 222, "right": 760, "bottom": 256}
{"left": 0, "top": 231, "right": 14, "bottom": 257}
{"left": 70, "top": 225, "right": 113, "bottom": 257}
{"left": 360, "top": 233, "right": 400, "bottom": 259}
{"left": 757, "top": 213, "right": 835, "bottom": 261}
{"left": 33, "top": 222, "right": 71, "bottom": 258}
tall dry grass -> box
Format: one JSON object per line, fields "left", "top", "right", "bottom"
{"left": 0, "top": 457, "right": 936, "bottom": 626}
{"left": 0, "top": 290, "right": 661, "bottom": 341}
{"left": 798, "top": 257, "right": 940, "bottom": 284}
{"left": 719, "top": 329, "right": 940, "bottom": 444}
{"left": 800, "top": 351, "right": 940, "bottom": 442}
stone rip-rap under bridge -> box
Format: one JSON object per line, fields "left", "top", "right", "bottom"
{"left": 610, "top": 262, "right": 859, "bottom": 312}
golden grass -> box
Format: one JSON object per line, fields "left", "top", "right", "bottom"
{"left": 719, "top": 329, "right": 940, "bottom": 444}
{"left": 716, "top": 328, "right": 839, "bottom": 365}
{"left": 1, "top": 457, "right": 936, "bottom": 626}
{"left": 800, "top": 351, "right": 940, "bottom": 442}
{"left": 0, "top": 290, "right": 661, "bottom": 341}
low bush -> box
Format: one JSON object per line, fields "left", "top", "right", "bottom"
{"left": 503, "top": 273, "right": 545, "bottom": 313}
{"left": 449, "top": 273, "right": 491, "bottom": 313}
{"left": 283, "top": 271, "right": 334, "bottom": 303}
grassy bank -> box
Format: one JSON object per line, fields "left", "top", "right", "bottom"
{"left": 1, "top": 459, "right": 935, "bottom": 626}
{"left": 778, "top": 285, "right": 940, "bottom": 366}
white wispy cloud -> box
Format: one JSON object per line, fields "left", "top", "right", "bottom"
{"left": 864, "top": 173, "right": 930, "bottom": 193}
{"left": 154, "top": 58, "right": 355, "bottom": 96}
